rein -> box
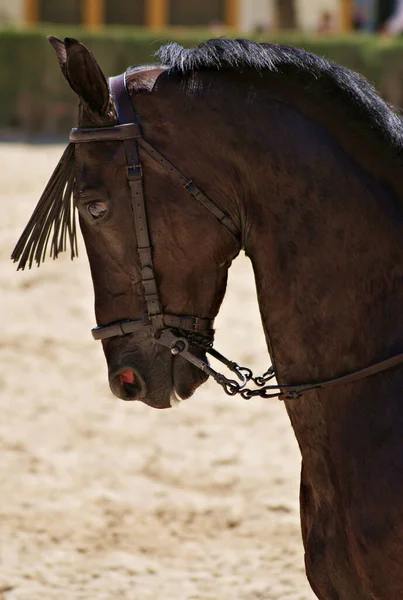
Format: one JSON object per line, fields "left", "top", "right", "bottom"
{"left": 69, "top": 72, "right": 403, "bottom": 402}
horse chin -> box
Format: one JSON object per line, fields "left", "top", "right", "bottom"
{"left": 137, "top": 356, "right": 209, "bottom": 410}
{"left": 172, "top": 355, "right": 209, "bottom": 401}
{"left": 137, "top": 393, "right": 173, "bottom": 410}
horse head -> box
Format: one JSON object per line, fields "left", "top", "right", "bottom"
{"left": 38, "top": 37, "right": 240, "bottom": 408}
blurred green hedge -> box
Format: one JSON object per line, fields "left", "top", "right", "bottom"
{"left": 1, "top": 26, "right": 403, "bottom": 135}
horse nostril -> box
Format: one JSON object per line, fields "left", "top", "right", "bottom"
{"left": 109, "top": 367, "right": 146, "bottom": 401}
{"left": 119, "top": 369, "right": 136, "bottom": 385}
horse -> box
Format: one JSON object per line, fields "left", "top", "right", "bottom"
{"left": 12, "top": 36, "right": 403, "bottom": 599}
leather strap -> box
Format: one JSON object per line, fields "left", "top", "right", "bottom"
{"left": 278, "top": 350, "right": 403, "bottom": 400}
{"left": 70, "top": 123, "right": 141, "bottom": 143}
{"left": 92, "top": 319, "right": 145, "bottom": 340}
{"left": 92, "top": 313, "right": 214, "bottom": 340}
{"left": 109, "top": 74, "right": 164, "bottom": 331}
{"left": 162, "top": 314, "right": 213, "bottom": 331}
{"left": 137, "top": 138, "right": 239, "bottom": 238}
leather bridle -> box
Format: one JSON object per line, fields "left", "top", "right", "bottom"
{"left": 69, "top": 71, "right": 403, "bottom": 401}
{"left": 71, "top": 73, "right": 239, "bottom": 336}
{"left": 70, "top": 72, "right": 251, "bottom": 394}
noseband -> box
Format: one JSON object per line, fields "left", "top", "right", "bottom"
{"left": 69, "top": 72, "right": 403, "bottom": 401}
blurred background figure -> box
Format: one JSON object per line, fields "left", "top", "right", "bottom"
{"left": 381, "top": 0, "right": 403, "bottom": 34}
{"left": 371, "top": 0, "right": 394, "bottom": 31}
{"left": 352, "top": 0, "right": 376, "bottom": 30}
{"left": 317, "top": 10, "right": 336, "bottom": 33}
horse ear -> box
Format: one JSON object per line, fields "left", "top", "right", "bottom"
{"left": 48, "top": 36, "right": 110, "bottom": 118}
{"left": 48, "top": 36, "right": 68, "bottom": 80}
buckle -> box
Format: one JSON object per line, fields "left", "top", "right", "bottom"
{"left": 127, "top": 164, "right": 142, "bottom": 180}
{"left": 184, "top": 180, "right": 199, "bottom": 196}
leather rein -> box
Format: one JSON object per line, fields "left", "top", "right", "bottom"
{"left": 69, "top": 72, "right": 403, "bottom": 401}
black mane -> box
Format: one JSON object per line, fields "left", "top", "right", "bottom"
{"left": 157, "top": 38, "right": 403, "bottom": 152}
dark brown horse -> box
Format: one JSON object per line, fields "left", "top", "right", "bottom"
{"left": 13, "top": 37, "right": 403, "bottom": 599}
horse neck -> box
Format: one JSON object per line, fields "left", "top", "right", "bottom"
{"left": 241, "top": 91, "right": 403, "bottom": 388}
{"left": 239, "top": 89, "right": 403, "bottom": 505}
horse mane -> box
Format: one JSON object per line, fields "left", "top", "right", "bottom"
{"left": 156, "top": 38, "right": 403, "bottom": 152}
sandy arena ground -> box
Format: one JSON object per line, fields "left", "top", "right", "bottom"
{"left": 0, "top": 143, "right": 314, "bottom": 600}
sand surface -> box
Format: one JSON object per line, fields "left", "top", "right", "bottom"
{"left": 0, "top": 144, "right": 314, "bottom": 600}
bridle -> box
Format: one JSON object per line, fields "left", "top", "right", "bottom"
{"left": 69, "top": 71, "right": 403, "bottom": 401}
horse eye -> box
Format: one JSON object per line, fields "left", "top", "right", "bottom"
{"left": 87, "top": 202, "right": 107, "bottom": 220}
